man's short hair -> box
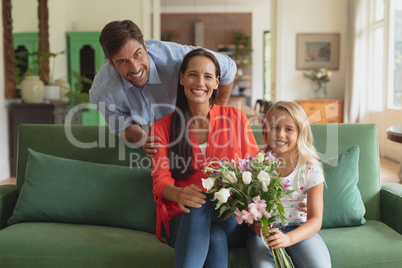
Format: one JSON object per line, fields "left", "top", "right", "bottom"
{"left": 99, "top": 20, "right": 145, "bottom": 60}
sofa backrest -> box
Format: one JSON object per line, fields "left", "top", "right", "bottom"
{"left": 17, "top": 123, "right": 381, "bottom": 223}
{"left": 252, "top": 123, "right": 381, "bottom": 221}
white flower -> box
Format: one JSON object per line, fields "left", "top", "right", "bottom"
{"left": 201, "top": 177, "right": 215, "bottom": 191}
{"left": 262, "top": 181, "right": 268, "bottom": 192}
{"left": 215, "top": 188, "right": 231, "bottom": 203}
{"left": 242, "top": 171, "right": 252, "bottom": 185}
{"left": 256, "top": 152, "right": 265, "bottom": 163}
{"left": 223, "top": 171, "right": 237, "bottom": 184}
{"left": 257, "top": 170, "right": 271, "bottom": 185}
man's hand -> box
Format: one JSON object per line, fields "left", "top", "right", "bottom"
{"left": 142, "top": 123, "right": 161, "bottom": 157}
{"left": 120, "top": 123, "right": 160, "bottom": 157}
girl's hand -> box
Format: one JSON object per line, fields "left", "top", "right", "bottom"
{"left": 298, "top": 201, "right": 307, "bottom": 217}
{"left": 178, "top": 184, "right": 206, "bottom": 213}
{"left": 266, "top": 228, "right": 292, "bottom": 249}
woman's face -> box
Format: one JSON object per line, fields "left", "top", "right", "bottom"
{"left": 266, "top": 109, "right": 299, "bottom": 158}
{"left": 179, "top": 55, "right": 219, "bottom": 106}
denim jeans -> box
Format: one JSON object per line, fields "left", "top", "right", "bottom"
{"left": 164, "top": 193, "right": 248, "bottom": 268}
{"left": 247, "top": 222, "right": 331, "bottom": 268}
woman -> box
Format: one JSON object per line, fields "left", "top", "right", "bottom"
{"left": 151, "top": 48, "right": 259, "bottom": 267}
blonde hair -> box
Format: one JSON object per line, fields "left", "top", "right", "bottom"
{"left": 261, "top": 101, "right": 322, "bottom": 171}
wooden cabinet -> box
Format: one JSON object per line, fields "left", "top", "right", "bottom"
{"left": 66, "top": 32, "right": 107, "bottom": 126}
{"left": 296, "top": 99, "right": 344, "bottom": 124}
{"left": 66, "top": 32, "right": 105, "bottom": 92}
{"left": 8, "top": 103, "right": 82, "bottom": 176}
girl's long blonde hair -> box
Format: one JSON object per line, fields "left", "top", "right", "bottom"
{"left": 261, "top": 101, "right": 322, "bottom": 171}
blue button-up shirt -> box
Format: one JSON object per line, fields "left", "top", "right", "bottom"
{"left": 89, "top": 40, "right": 237, "bottom": 135}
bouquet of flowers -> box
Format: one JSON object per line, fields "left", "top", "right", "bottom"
{"left": 202, "top": 151, "right": 295, "bottom": 268}
{"left": 303, "top": 68, "right": 332, "bottom": 97}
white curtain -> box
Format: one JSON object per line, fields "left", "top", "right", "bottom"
{"left": 344, "top": 0, "right": 368, "bottom": 123}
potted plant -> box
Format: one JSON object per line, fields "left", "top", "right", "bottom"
{"left": 15, "top": 50, "right": 67, "bottom": 103}
{"left": 234, "top": 33, "right": 253, "bottom": 69}
{"left": 66, "top": 71, "right": 91, "bottom": 105}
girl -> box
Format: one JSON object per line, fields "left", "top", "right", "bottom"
{"left": 247, "top": 101, "right": 331, "bottom": 268}
{"left": 151, "top": 48, "right": 259, "bottom": 267}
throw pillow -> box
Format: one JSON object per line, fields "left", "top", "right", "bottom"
{"left": 8, "top": 149, "right": 156, "bottom": 234}
{"left": 321, "top": 145, "right": 366, "bottom": 228}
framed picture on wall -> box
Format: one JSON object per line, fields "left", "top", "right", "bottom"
{"left": 296, "top": 33, "right": 340, "bottom": 70}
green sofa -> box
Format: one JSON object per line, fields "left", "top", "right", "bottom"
{"left": 0, "top": 123, "right": 401, "bottom": 267}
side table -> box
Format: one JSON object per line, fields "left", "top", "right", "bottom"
{"left": 386, "top": 125, "right": 402, "bottom": 182}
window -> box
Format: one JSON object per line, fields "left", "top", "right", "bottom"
{"left": 389, "top": 0, "right": 402, "bottom": 108}
{"left": 367, "top": 0, "right": 385, "bottom": 111}
{"left": 364, "top": 0, "right": 402, "bottom": 111}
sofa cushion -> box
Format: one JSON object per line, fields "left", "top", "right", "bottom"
{"left": 322, "top": 145, "right": 366, "bottom": 228}
{"left": 319, "top": 220, "right": 402, "bottom": 268}
{"left": 7, "top": 149, "right": 156, "bottom": 233}
{"left": 0, "top": 222, "right": 174, "bottom": 268}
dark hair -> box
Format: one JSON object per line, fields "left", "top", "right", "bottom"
{"left": 169, "top": 49, "right": 221, "bottom": 181}
{"left": 99, "top": 20, "right": 145, "bottom": 59}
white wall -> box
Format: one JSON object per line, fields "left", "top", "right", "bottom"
{"left": 274, "top": 0, "right": 347, "bottom": 101}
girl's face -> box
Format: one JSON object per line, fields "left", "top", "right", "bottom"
{"left": 179, "top": 55, "right": 219, "bottom": 105}
{"left": 266, "top": 109, "right": 299, "bottom": 159}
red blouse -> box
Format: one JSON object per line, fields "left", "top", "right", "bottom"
{"left": 151, "top": 105, "right": 259, "bottom": 241}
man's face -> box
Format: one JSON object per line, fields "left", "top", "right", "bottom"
{"left": 108, "top": 39, "right": 150, "bottom": 88}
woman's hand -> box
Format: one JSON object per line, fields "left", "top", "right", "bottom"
{"left": 177, "top": 184, "right": 206, "bottom": 213}
{"left": 266, "top": 228, "right": 292, "bottom": 249}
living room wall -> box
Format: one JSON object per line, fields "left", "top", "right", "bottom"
{"left": 273, "top": 0, "right": 347, "bottom": 101}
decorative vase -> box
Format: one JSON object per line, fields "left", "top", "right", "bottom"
{"left": 44, "top": 85, "right": 61, "bottom": 101}
{"left": 314, "top": 82, "right": 328, "bottom": 99}
{"left": 20, "top": 76, "right": 45, "bottom": 103}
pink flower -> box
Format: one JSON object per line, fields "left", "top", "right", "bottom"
{"left": 248, "top": 203, "right": 262, "bottom": 220}
{"left": 252, "top": 196, "right": 267, "bottom": 210}
{"left": 234, "top": 208, "right": 244, "bottom": 224}
{"left": 282, "top": 178, "right": 292, "bottom": 191}
{"left": 264, "top": 211, "right": 272, "bottom": 218}
{"left": 234, "top": 208, "right": 255, "bottom": 224}
{"left": 251, "top": 196, "right": 270, "bottom": 219}
{"left": 238, "top": 158, "right": 251, "bottom": 173}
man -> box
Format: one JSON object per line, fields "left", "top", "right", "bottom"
{"left": 89, "top": 20, "right": 237, "bottom": 157}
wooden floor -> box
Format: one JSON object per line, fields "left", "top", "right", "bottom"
{"left": 0, "top": 176, "right": 15, "bottom": 185}
{"left": 380, "top": 156, "right": 401, "bottom": 184}
{"left": 0, "top": 156, "right": 400, "bottom": 185}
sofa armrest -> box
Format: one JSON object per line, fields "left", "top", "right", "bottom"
{"left": 381, "top": 183, "right": 402, "bottom": 234}
{"left": 0, "top": 185, "right": 17, "bottom": 230}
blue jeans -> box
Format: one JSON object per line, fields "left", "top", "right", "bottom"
{"left": 247, "top": 223, "right": 331, "bottom": 268}
{"left": 164, "top": 193, "right": 248, "bottom": 268}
